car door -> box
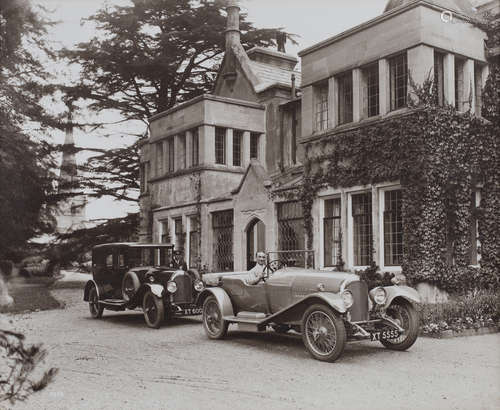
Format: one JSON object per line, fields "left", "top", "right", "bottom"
{"left": 264, "top": 270, "right": 295, "bottom": 314}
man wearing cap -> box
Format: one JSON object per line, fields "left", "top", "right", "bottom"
{"left": 170, "top": 250, "right": 188, "bottom": 271}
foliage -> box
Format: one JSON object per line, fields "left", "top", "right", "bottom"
{"left": 299, "top": 75, "right": 499, "bottom": 293}
{"left": 420, "top": 288, "right": 500, "bottom": 334}
{"left": 61, "top": 0, "right": 295, "bottom": 118}
{"left": 0, "top": 0, "right": 59, "bottom": 261}
{"left": 54, "top": 213, "right": 139, "bottom": 265}
{"left": 356, "top": 262, "right": 395, "bottom": 290}
{"left": 0, "top": 329, "right": 58, "bottom": 404}
{"left": 58, "top": 0, "right": 295, "bottom": 247}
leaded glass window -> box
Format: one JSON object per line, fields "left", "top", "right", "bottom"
{"left": 352, "top": 193, "right": 372, "bottom": 266}
{"left": 213, "top": 210, "right": 233, "bottom": 271}
{"left": 383, "top": 190, "right": 403, "bottom": 266}
{"left": 390, "top": 53, "right": 408, "bottom": 111}
{"left": 324, "top": 198, "right": 341, "bottom": 267}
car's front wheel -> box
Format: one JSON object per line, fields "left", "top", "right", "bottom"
{"left": 302, "top": 304, "right": 346, "bottom": 362}
{"left": 142, "top": 291, "right": 165, "bottom": 329}
{"left": 380, "top": 299, "right": 419, "bottom": 351}
{"left": 202, "top": 296, "right": 228, "bottom": 339}
{"left": 88, "top": 286, "right": 104, "bottom": 319}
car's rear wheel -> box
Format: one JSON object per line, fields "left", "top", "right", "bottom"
{"left": 122, "top": 271, "right": 140, "bottom": 301}
{"left": 88, "top": 286, "right": 104, "bottom": 319}
{"left": 380, "top": 299, "right": 419, "bottom": 351}
{"left": 143, "top": 291, "right": 165, "bottom": 329}
{"left": 202, "top": 296, "right": 228, "bottom": 339}
{"left": 302, "top": 304, "right": 346, "bottom": 362}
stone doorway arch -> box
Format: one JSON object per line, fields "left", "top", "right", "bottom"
{"left": 245, "top": 218, "right": 266, "bottom": 270}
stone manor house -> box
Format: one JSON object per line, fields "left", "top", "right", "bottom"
{"left": 139, "top": 0, "right": 497, "bottom": 273}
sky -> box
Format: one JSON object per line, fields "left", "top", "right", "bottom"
{"left": 36, "top": 0, "right": 389, "bottom": 220}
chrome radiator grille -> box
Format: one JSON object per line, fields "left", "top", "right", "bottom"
{"left": 347, "top": 281, "right": 369, "bottom": 322}
{"left": 173, "top": 275, "right": 192, "bottom": 304}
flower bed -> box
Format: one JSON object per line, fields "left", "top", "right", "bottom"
{"left": 419, "top": 289, "right": 500, "bottom": 337}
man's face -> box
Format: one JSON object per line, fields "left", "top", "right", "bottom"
{"left": 256, "top": 253, "right": 266, "bottom": 265}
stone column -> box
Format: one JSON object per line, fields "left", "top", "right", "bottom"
{"left": 407, "top": 45, "right": 434, "bottom": 102}
{"left": 463, "top": 58, "right": 475, "bottom": 112}
{"left": 200, "top": 125, "right": 215, "bottom": 165}
{"left": 379, "top": 58, "right": 390, "bottom": 115}
{"left": 186, "top": 129, "right": 193, "bottom": 168}
{"left": 226, "top": 128, "right": 233, "bottom": 166}
{"left": 258, "top": 134, "right": 266, "bottom": 168}
{"left": 242, "top": 130, "right": 250, "bottom": 167}
{"left": 371, "top": 186, "right": 380, "bottom": 267}
{"left": 352, "top": 68, "right": 362, "bottom": 122}
{"left": 443, "top": 53, "right": 455, "bottom": 106}
{"left": 328, "top": 76, "right": 337, "bottom": 127}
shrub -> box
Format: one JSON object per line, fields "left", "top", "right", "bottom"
{"left": 420, "top": 289, "right": 500, "bottom": 334}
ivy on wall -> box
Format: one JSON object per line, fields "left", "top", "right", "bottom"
{"left": 297, "top": 77, "right": 499, "bottom": 294}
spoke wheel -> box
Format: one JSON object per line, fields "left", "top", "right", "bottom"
{"left": 381, "top": 300, "right": 419, "bottom": 351}
{"left": 122, "top": 271, "right": 140, "bottom": 301}
{"left": 202, "top": 296, "right": 228, "bottom": 339}
{"left": 302, "top": 304, "right": 346, "bottom": 362}
{"left": 143, "top": 291, "right": 165, "bottom": 329}
{"left": 88, "top": 287, "right": 103, "bottom": 319}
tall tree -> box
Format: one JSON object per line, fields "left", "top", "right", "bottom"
{"left": 0, "top": 0, "right": 58, "bottom": 261}
{"left": 61, "top": 0, "right": 294, "bottom": 209}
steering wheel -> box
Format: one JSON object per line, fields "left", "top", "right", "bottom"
{"left": 263, "top": 259, "right": 286, "bottom": 279}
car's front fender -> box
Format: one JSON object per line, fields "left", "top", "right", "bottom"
{"left": 381, "top": 285, "right": 421, "bottom": 309}
{"left": 262, "top": 292, "right": 347, "bottom": 326}
{"left": 196, "top": 287, "right": 234, "bottom": 317}
{"left": 143, "top": 283, "right": 165, "bottom": 298}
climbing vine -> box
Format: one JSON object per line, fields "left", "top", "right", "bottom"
{"left": 296, "top": 76, "right": 499, "bottom": 294}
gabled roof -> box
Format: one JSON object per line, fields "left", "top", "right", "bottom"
{"left": 231, "top": 159, "right": 270, "bottom": 195}
{"left": 249, "top": 60, "right": 302, "bottom": 93}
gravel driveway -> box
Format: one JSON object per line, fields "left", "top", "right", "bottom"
{"left": 4, "top": 287, "right": 500, "bottom": 410}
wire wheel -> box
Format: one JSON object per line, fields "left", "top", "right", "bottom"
{"left": 202, "top": 296, "right": 228, "bottom": 339}
{"left": 142, "top": 291, "right": 165, "bottom": 329}
{"left": 302, "top": 304, "right": 346, "bottom": 362}
{"left": 88, "top": 286, "right": 103, "bottom": 319}
{"left": 381, "top": 300, "right": 419, "bottom": 351}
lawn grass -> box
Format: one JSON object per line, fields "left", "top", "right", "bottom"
{"left": 0, "top": 281, "right": 63, "bottom": 314}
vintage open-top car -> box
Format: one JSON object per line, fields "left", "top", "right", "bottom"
{"left": 83, "top": 243, "right": 204, "bottom": 328}
{"left": 198, "top": 251, "right": 420, "bottom": 362}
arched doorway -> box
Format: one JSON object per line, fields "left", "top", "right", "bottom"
{"left": 246, "top": 219, "right": 266, "bottom": 270}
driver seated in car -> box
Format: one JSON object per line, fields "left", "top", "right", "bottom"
{"left": 246, "top": 251, "right": 266, "bottom": 285}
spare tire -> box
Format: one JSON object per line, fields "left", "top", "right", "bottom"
{"left": 122, "top": 271, "right": 141, "bottom": 301}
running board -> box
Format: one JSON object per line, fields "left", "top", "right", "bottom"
{"left": 224, "top": 316, "right": 267, "bottom": 332}
{"left": 100, "top": 299, "right": 128, "bottom": 311}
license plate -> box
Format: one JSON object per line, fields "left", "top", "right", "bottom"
{"left": 370, "top": 329, "right": 401, "bottom": 341}
{"left": 179, "top": 307, "right": 202, "bottom": 315}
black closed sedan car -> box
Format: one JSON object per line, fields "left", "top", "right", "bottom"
{"left": 83, "top": 243, "right": 204, "bottom": 328}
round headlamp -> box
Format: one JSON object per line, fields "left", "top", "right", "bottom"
{"left": 341, "top": 290, "right": 354, "bottom": 308}
{"left": 373, "top": 287, "right": 387, "bottom": 305}
{"left": 166, "top": 281, "right": 177, "bottom": 293}
{"left": 194, "top": 280, "right": 204, "bottom": 292}
{"left": 148, "top": 275, "right": 155, "bottom": 283}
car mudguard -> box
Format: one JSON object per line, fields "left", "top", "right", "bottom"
{"left": 83, "top": 280, "right": 113, "bottom": 301}
{"left": 381, "top": 285, "right": 421, "bottom": 309}
{"left": 196, "top": 287, "right": 234, "bottom": 318}
{"left": 262, "top": 292, "right": 347, "bottom": 326}
{"left": 143, "top": 283, "right": 164, "bottom": 298}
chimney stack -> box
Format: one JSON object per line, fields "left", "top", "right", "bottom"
{"left": 225, "top": 0, "right": 240, "bottom": 50}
